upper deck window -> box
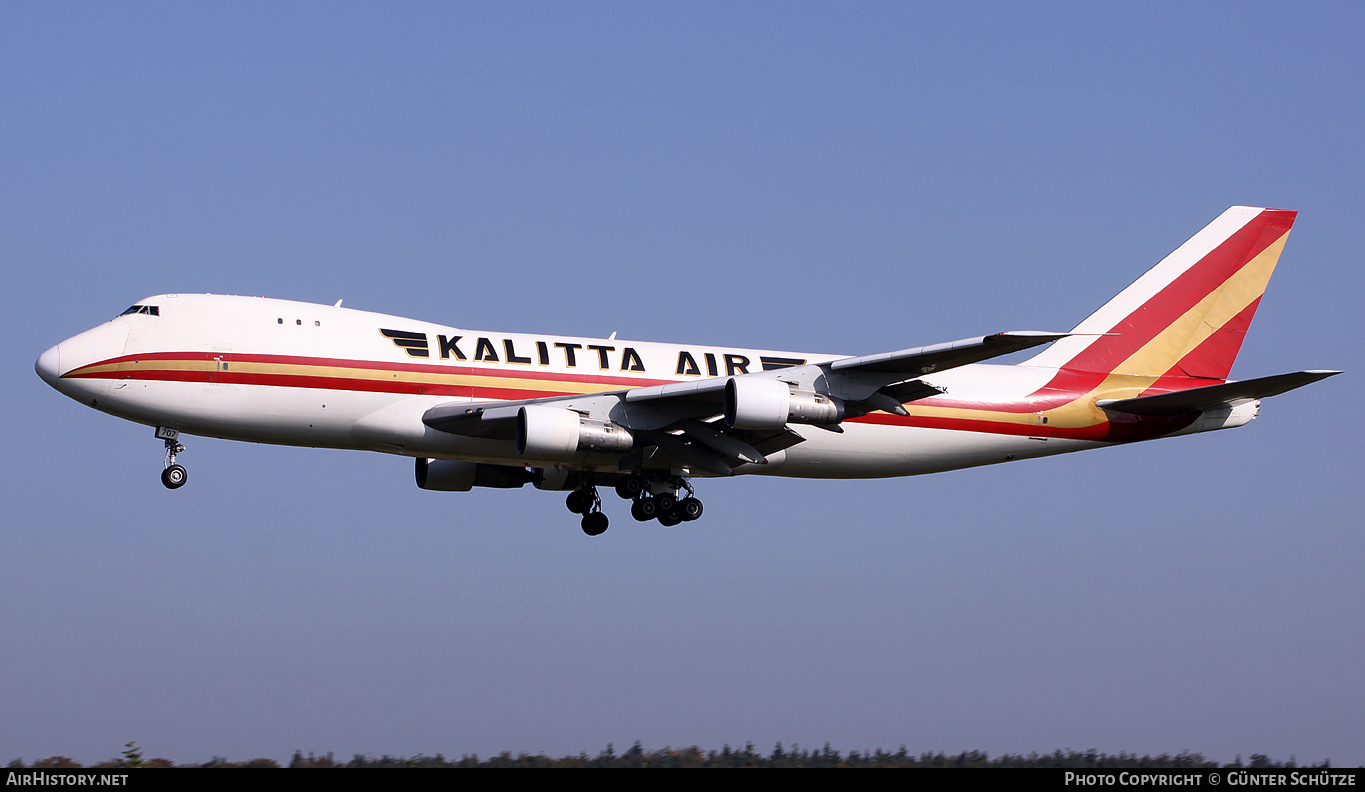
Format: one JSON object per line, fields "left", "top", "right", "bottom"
{"left": 120, "top": 305, "right": 160, "bottom": 316}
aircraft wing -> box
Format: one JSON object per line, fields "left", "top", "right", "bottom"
{"left": 422, "top": 330, "right": 1071, "bottom": 471}
{"left": 1097, "top": 370, "right": 1341, "bottom": 416}
{"left": 623, "top": 331, "right": 1071, "bottom": 408}
{"left": 826, "top": 331, "right": 1072, "bottom": 376}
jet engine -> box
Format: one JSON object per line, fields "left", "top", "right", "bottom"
{"left": 516, "top": 405, "right": 634, "bottom": 459}
{"left": 724, "top": 378, "right": 844, "bottom": 430}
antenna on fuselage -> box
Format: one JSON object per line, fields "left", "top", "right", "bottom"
{"left": 334, "top": 299, "right": 343, "bottom": 307}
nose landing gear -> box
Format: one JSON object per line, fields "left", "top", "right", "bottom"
{"left": 157, "top": 427, "right": 187, "bottom": 490}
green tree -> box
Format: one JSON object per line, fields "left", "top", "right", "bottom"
{"left": 118, "top": 743, "right": 144, "bottom": 768}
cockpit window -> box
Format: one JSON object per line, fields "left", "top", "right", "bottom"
{"left": 120, "top": 305, "right": 160, "bottom": 316}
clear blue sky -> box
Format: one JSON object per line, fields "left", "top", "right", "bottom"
{"left": 3, "top": 2, "right": 1360, "bottom": 766}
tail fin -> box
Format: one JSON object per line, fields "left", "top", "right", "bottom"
{"left": 1026, "top": 206, "right": 1296, "bottom": 380}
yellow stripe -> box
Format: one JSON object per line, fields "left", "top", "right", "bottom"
{"left": 67, "top": 362, "right": 127, "bottom": 376}
{"left": 77, "top": 358, "right": 620, "bottom": 395}
{"left": 1112, "top": 229, "right": 1289, "bottom": 377}
{"left": 907, "top": 372, "right": 1163, "bottom": 429}
{"left": 918, "top": 230, "right": 1291, "bottom": 428}
{"left": 1175, "top": 229, "right": 1288, "bottom": 360}
{"left": 229, "top": 360, "right": 620, "bottom": 394}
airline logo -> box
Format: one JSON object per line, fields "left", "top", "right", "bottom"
{"left": 378, "top": 328, "right": 806, "bottom": 375}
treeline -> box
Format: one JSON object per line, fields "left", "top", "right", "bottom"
{"left": 6, "top": 743, "right": 1334, "bottom": 769}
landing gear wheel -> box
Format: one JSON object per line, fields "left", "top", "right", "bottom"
{"left": 581, "top": 512, "right": 609, "bottom": 536}
{"left": 159, "top": 430, "right": 187, "bottom": 490}
{"left": 161, "top": 464, "right": 187, "bottom": 490}
{"left": 631, "top": 498, "right": 657, "bottom": 522}
{"left": 565, "top": 488, "right": 594, "bottom": 514}
{"left": 679, "top": 497, "right": 703, "bottom": 522}
{"left": 658, "top": 511, "right": 682, "bottom": 527}
{"left": 614, "top": 475, "right": 646, "bottom": 500}
{"left": 654, "top": 492, "right": 676, "bottom": 512}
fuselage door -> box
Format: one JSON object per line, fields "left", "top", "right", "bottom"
{"left": 208, "top": 345, "right": 233, "bottom": 384}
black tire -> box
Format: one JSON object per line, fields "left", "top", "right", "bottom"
{"left": 615, "top": 475, "right": 645, "bottom": 500}
{"left": 581, "top": 512, "right": 609, "bottom": 536}
{"left": 658, "top": 511, "right": 681, "bottom": 527}
{"left": 631, "top": 499, "right": 655, "bottom": 522}
{"left": 566, "top": 489, "right": 592, "bottom": 514}
{"left": 679, "top": 497, "right": 703, "bottom": 521}
{"left": 161, "top": 465, "right": 187, "bottom": 490}
{"left": 654, "top": 492, "right": 676, "bottom": 512}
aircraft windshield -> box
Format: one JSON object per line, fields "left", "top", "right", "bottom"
{"left": 120, "top": 305, "right": 160, "bottom": 316}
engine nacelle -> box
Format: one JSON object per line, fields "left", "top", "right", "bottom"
{"left": 724, "top": 377, "right": 790, "bottom": 429}
{"left": 516, "top": 405, "right": 634, "bottom": 459}
{"left": 724, "top": 378, "right": 843, "bottom": 430}
{"left": 534, "top": 467, "right": 573, "bottom": 491}
{"left": 786, "top": 388, "right": 844, "bottom": 426}
{"left": 416, "top": 458, "right": 477, "bottom": 491}
{"left": 415, "top": 458, "right": 534, "bottom": 491}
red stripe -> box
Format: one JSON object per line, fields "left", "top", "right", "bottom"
{"left": 83, "top": 364, "right": 618, "bottom": 401}
{"left": 1170, "top": 297, "right": 1262, "bottom": 380}
{"left": 1063, "top": 209, "right": 1293, "bottom": 374}
{"left": 850, "top": 412, "right": 1111, "bottom": 440}
{"left": 85, "top": 355, "right": 1214, "bottom": 443}
{"left": 66, "top": 352, "right": 675, "bottom": 390}
{"left": 68, "top": 349, "right": 1237, "bottom": 444}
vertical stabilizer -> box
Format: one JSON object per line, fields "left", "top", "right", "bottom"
{"left": 1025, "top": 206, "right": 1296, "bottom": 380}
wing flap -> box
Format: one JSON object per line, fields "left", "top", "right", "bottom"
{"left": 676, "top": 419, "right": 767, "bottom": 464}
{"left": 877, "top": 379, "right": 946, "bottom": 406}
{"left": 637, "top": 430, "right": 734, "bottom": 476}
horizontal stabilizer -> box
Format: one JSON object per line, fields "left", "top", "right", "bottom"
{"left": 1097, "top": 370, "right": 1340, "bottom": 416}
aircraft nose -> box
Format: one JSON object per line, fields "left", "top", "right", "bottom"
{"left": 36, "top": 344, "right": 61, "bottom": 387}
{"left": 37, "top": 322, "right": 130, "bottom": 401}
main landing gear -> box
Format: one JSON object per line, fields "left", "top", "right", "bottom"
{"left": 625, "top": 474, "right": 703, "bottom": 527}
{"left": 157, "top": 427, "right": 188, "bottom": 490}
{"left": 565, "top": 486, "right": 609, "bottom": 537}
{"left": 620, "top": 474, "right": 703, "bottom": 527}
{"left": 563, "top": 474, "right": 705, "bottom": 536}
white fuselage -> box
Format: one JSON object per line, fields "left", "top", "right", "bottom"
{"left": 38, "top": 294, "right": 1141, "bottom": 480}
